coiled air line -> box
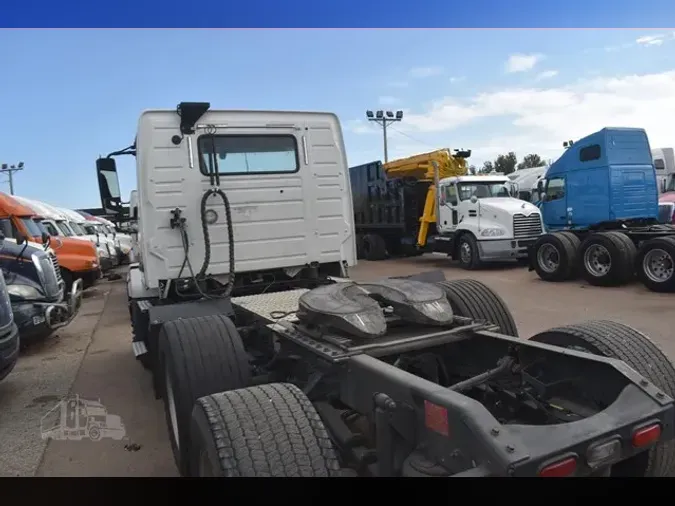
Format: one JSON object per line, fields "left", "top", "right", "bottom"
{"left": 174, "top": 129, "right": 235, "bottom": 299}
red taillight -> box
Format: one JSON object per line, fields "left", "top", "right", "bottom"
{"left": 632, "top": 424, "right": 661, "bottom": 448}
{"left": 538, "top": 456, "right": 577, "bottom": 477}
{"left": 424, "top": 400, "right": 449, "bottom": 436}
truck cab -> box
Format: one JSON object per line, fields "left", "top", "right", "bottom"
{"left": 540, "top": 128, "right": 658, "bottom": 230}
{"left": 435, "top": 175, "right": 543, "bottom": 266}
{"left": 98, "top": 103, "right": 355, "bottom": 301}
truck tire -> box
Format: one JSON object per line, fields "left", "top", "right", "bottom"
{"left": 355, "top": 234, "right": 365, "bottom": 259}
{"left": 60, "top": 269, "right": 73, "bottom": 294}
{"left": 530, "top": 320, "right": 675, "bottom": 477}
{"left": 556, "top": 230, "right": 581, "bottom": 251}
{"left": 189, "top": 383, "right": 341, "bottom": 477}
{"left": 636, "top": 236, "right": 675, "bottom": 293}
{"left": 556, "top": 231, "right": 582, "bottom": 270}
{"left": 158, "top": 314, "right": 252, "bottom": 476}
{"left": 578, "top": 232, "right": 633, "bottom": 286}
{"left": 456, "top": 234, "right": 481, "bottom": 270}
{"left": 130, "top": 302, "right": 151, "bottom": 371}
{"left": 437, "top": 279, "right": 518, "bottom": 337}
{"left": 362, "top": 234, "right": 387, "bottom": 261}
{"left": 532, "top": 232, "right": 578, "bottom": 282}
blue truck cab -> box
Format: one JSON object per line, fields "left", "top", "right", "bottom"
{"left": 531, "top": 127, "right": 675, "bottom": 292}
{"left": 541, "top": 127, "right": 658, "bottom": 231}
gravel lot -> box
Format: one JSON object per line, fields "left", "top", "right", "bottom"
{"left": 0, "top": 258, "right": 673, "bottom": 476}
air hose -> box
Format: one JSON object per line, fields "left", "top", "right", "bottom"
{"left": 196, "top": 131, "right": 235, "bottom": 297}
{"left": 198, "top": 187, "right": 235, "bottom": 297}
{"left": 173, "top": 131, "right": 236, "bottom": 299}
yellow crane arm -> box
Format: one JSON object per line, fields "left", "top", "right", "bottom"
{"left": 382, "top": 149, "right": 468, "bottom": 180}
{"left": 383, "top": 149, "right": 468, "bottom": 247}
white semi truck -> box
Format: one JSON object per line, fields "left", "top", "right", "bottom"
{"left": 94, "top": 102, "right": 675, "bottom": 479}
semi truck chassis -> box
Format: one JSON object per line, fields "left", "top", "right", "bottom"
{"left": 127, "top": 270, "right": 675, "bottom": 478}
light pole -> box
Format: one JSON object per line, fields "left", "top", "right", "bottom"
{"left": 0, "top": 162, "right": 24, "bottom": 195}
{"left": 366, "top": 109, "right": 403, "bottom": 163}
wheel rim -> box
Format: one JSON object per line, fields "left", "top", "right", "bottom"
{"left": 460, "top": 241, "right": 472, "bottom": 264}
{"left": 164, "top": 363, "right": 180, "bottom": 450}
{"left": 537, "top": 243, "right": 560, "bottom": 273}
{"left": 642, "top": 248, "right": 674, "bottom": 283}
{"left": 199, "top": 449, "right": 214, "bottom": 477}
{"left": 583, "top": 244, "right": 612, "bottom": 277}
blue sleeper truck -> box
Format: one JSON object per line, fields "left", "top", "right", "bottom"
{"left": 530, "top": 127, "right": 675, "bottom": 292}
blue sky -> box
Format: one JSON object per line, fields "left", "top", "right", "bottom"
{"left": 1, "top": 29, "right": 675, "bottom": 209}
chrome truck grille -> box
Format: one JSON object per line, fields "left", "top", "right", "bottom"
{"left": 38, "top": 255, "right": 61, "bottom": 298}
{"left": 49, "top": 253, "right": 63, "bottom": 285}
{"left": 513, "top": 213, "right": 543, "bottom": 239}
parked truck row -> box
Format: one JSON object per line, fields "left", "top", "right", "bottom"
{"left": 0, "top": 190, "right": 137, "bottom": 385}
{"left": 91, "top": 102, "right": 675, "bottom": 478}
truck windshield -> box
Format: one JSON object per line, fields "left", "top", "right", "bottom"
{"left": 69, "top": 222, "right": 85, "bottom": 235}
{"left": 458, "top": 182, "right": 511, "bottom": 200}
{"left": 20, "top": 217, "right": 43, "bottom": 238}
{"left": 83, "top": 224, "right": 97, "bottom": 235}
{"left": 56, "top": 221, "right": 73, "bottom": 237}
{"left": 33, "top": 220, "right": 49, "bottom": 235}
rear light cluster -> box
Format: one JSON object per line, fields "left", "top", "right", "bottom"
{"left": 538, "top": 422, "right": 662, "bottom": 477}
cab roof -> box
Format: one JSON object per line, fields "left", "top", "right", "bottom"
{"left": 0, "top": 192, "right": 37, "bottom": 218}
{"left": 547, "top": 127, "right": 651, "bottom": 178}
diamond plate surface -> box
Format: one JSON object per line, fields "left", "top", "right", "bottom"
{"left": 232, "top": 289, "right": 308, "bottom": 321}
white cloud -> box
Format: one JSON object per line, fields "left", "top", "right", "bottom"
{"left": 449, "top": 76, "right": 466, "bottom": 84}
{"left": 536, "top": 70, "right": 559, "bottom": 81}
{"left": 392, "top": 69, "right": 675, "bottom": 166}
{"left": 378, "top": 95, "right": 399, "bottom": 106}
{"left": 636, "top": 34, "right": 665, "bottom": 47}
{"left": 409, "top": 66, "right": 444, "bottom": 79}
{"left": 505, "top": 53, "right": 544, "bottom": 73}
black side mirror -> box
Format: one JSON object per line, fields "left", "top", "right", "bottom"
{"left": 96, "top": 157, "right": 122, "bottom": 215}
{"left": 41, "top": 231, "right": 49, "bottom": 243}
{"left": 16, "top": 233, "right": 26, "bottom": 246}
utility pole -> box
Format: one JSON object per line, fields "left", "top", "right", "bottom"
{"left": 0, "top": 162, "right": 24, "bottom": 195}
{"left": 366, "top": 109, "right": 403, "bottom": 163}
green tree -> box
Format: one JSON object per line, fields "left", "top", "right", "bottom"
{"left": 493, "top": 152, "right": 518, "bottom": 175}
{"left": 517, "top": 153, "right": 545, "bottom": 171}
{"left": 467, "top": 165, "right": 477, "bottom": 175}
{"left": 481, "top": 161, "right": 494, "bottom": 173}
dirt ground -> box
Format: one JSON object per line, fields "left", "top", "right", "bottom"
{"left": 0, "top": 257, "right": 673, "bottom": 476}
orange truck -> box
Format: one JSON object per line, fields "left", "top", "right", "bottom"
{"left": 0, "top": 193, "right": 101, "bottom": 290}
